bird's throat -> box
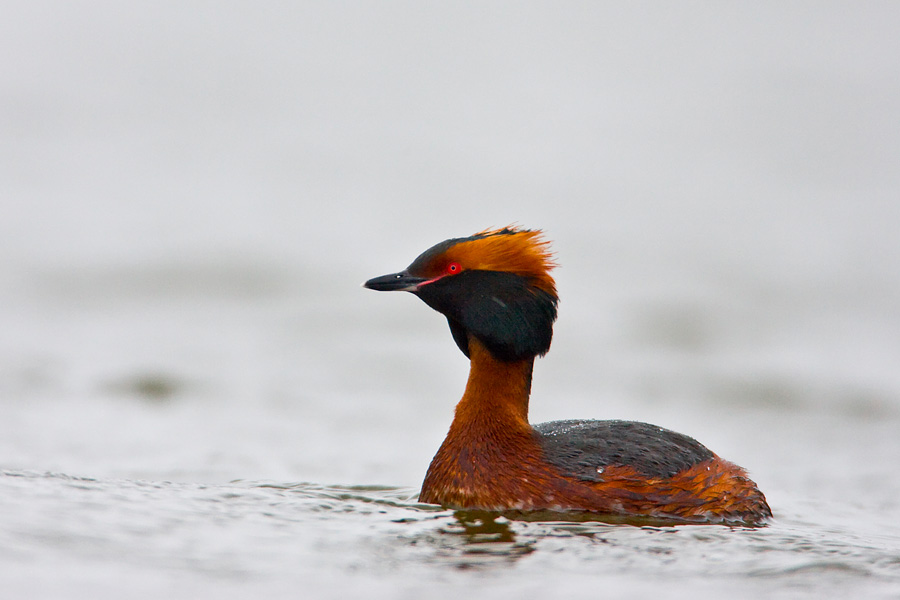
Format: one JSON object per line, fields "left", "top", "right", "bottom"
{"left": 419, "top": 338, "right": 543, "bottom": 507}
{"left": 452, "top": 338, "right": 534, "bottom": 432}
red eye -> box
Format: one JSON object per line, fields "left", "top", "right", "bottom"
{"left": 446, "top": 262, "right": 461, "bottom": 275}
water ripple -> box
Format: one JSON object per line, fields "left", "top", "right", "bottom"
{"left": 2, "top": 470, "right": 899, "bottom": 598}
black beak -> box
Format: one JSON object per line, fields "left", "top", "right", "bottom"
{"left": 363, "top": 270, "right": 428, "bottom": 292}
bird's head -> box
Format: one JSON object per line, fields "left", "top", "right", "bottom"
{"left": 364, "top": 227, "right": 558, "bottom": 362}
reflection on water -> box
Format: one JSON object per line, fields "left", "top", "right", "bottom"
{"left": 3, "top": 3, "right": 900, "bottom": 599}
{"left": 251, "top": 478, "right": 900, "bottom": 584}
{"left": 445, "top": 512, "right": 519, "bottom": 545}
{"left": 435, "top": 512, "right": 534, "bottom": 567}
{"left": 2, "top": 462, "right": 900, "bottom": 598}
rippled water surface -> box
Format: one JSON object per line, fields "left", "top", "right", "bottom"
{"left": 3, "top": 3, "right": 900, "bottom": 599}
{"left": 2, "top": 469, "right": 899, "bottom": 599}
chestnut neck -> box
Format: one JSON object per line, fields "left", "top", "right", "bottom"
{"left": 448, "top": 337, "right": 535, "bottom": 437}
{"left": 419, "top": 335, "right": 547, "bottom": 507}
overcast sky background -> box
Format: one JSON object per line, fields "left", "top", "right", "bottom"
{"left": 1, "top": 4, "right": 899, "bottom": 463}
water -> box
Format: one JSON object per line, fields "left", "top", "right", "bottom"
{"left": 2, "top": 3, "right": 900, "bottom": 598}
{"left": 2, "top": 471, "right": 899, "bottom": 599}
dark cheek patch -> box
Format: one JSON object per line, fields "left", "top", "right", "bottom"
{"left": 447, "top": 318, "right": 470, "bottom": 358}
{"left": 417, "top": 271, "right": 558, "bottom": 362}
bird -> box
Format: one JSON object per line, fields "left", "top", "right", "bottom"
{"left": 364, "top": 226, "right": 771, "bottom": 525}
